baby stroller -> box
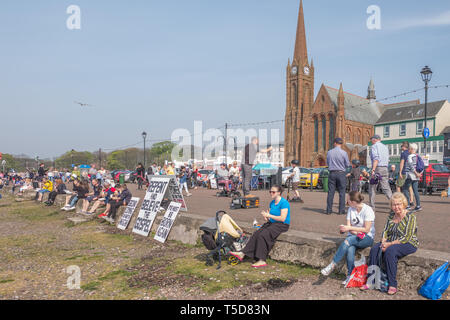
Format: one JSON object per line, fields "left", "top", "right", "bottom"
{"left": 199, "top": 211, "right": 249, "bottom": 269}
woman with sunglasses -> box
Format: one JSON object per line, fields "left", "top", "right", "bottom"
{"left": 229, "top": 185, "right": 290, "bottom": 268}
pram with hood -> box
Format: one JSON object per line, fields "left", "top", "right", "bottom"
{"left": 199, "top": 211, "right": 249, "bottom": 269}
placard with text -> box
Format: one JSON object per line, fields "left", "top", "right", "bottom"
{"left": 117, "top": 197, "right": 140, "bottom": 230}
{"left": 154, "top": 201, "right": 182, "bottom": 243}
{"left": 132, "top": 177, "right": 170, "bottom": 237}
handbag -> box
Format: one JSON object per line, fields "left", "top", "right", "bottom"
{"left": 345, "top": 255, "right": 368, "bottom": 288}
{"left": 419, "top": 261, "right": 450, "bottom": 300}
{"left": 367, "top": 247, "right": 389, "bottom": 292}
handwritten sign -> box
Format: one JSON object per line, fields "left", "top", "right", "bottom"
{"left": 154, "top": 202, "right": 182, "bottom": 243}
{"left": 132, "top": 177, "right": 170, "bottom": 237}
{"left": 117, "top": 197, "right": 140, "bottom": 230}
{"left": 166, "top": 175, "right": 187, "bottom": 211}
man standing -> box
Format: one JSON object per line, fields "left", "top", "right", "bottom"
{"left": 325, "top": 138, "right": 350, "bottom": 214}
{"left": 368, "top": 134, "right": 393, "bottom": 209}
{"left": 388, "top": 164, "right": 397, "bottom": 192}
{"left": 242, "top": 137, "right": 272, "bottom": 196}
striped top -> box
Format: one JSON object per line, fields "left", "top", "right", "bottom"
{"left": 382, "top": 211, "right": 419, "bottom": 248}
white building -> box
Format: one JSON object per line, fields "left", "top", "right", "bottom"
{"left": 374, "top": 100, "right": 450, "bottom": 163}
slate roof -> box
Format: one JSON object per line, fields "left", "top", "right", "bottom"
{"left": 376, "top": 100, "right": 447, "bottom": 125}
{"left": 324, "top": 86, "right": 383, "bottom": 125}
{"left": 440, "top": 126, "right": 450, "bottom": 135}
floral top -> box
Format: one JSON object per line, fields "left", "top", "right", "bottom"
{"left": 382, "top": 211, "right": 419, "bottom": 248}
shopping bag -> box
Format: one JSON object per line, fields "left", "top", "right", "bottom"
{"left": 345, "top": 255, "right": 368, "bottom": 288}
{"left": 419, "top": 261, "right": 450, "bottom": 300}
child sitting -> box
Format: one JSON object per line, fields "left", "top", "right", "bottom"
{"left": 35, "top": 177, "right": 53, "bottom": 202}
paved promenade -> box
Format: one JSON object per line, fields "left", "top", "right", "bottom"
{"left": 129, "top": 184, "right": 450, "bottom": 253}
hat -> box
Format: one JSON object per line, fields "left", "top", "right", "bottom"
{"left": 334, "top": 137, "right": 344, "bottom": 145}
{"left": 370, "top": 134, "right": 381, "bottom": 140}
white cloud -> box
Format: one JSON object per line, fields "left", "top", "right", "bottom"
{"left": 391, "top": 10, "right": 450, "bottom": 29}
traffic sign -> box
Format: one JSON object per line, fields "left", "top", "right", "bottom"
{"left": 423, "top": 127, "right": 430, "bottom": 139}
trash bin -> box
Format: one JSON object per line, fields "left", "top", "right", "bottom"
{"left": 119, "top": 173, "right": 125, "bottom": 184}
{"left": 322, "top": 169, "right": 329, "bottom": 193}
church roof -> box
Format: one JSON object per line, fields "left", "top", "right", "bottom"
{"left": 324, "top": 86, "right": 383, "bottom": 125}
{"left": 376, "top": 100, "right": 447, "bottom": 125}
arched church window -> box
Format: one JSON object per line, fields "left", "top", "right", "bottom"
{"left": 322, "top": 116, "right": 326, "bottom": 150}
{"left": 314, "top": 117, "right": 319, "bottom": 152}
{"left": 329, "top": 114, "right": 335, "bottom": 150}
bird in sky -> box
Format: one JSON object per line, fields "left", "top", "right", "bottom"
{"left": 74, "top": 101, "right": 93, "bottom": 107}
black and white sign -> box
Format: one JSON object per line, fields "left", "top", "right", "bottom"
{"left": 132, "top": 177, "right": 170, "bottom": 237}
{"left": 154, "top": 201, "right": 182, "bottom": 243}
{"left": 167, "top": 175, "right": 187, "bottom": 212}
{"left": 117, "top": 197, "right": 140, "bottom": 230}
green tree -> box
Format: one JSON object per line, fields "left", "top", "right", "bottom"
{"left": 149, "top": 141, "right": 175, "bottom": 164}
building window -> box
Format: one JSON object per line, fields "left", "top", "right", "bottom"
{"left": 388, "top": 144, "right": 392, "bottom": 156}
{"left": 384, "top": 125, "right": 390, "bottom": 138}
{"left": 416, "top": 121, "right": 424, "bottom": 135}
{"left": 314, "top": 117, "right": 318, "bottom": 152}
{"left": 399, "top": 123, "right": 406, "bottom": 136}
{"left": 329, "top": 115, "right": 335, "bottom": 150}
{"left": 322, "top": 117, "right": 326, "bottom": 150}
{"left": 292, "top": 83, "right": 298, "bottom": 108}
{"left": 432, "top": 141, "right": 437, "bottom": 153}
{"left": 439, "top": 140, "right": 444, "bottom": 153}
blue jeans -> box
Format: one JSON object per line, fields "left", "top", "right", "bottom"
{"left": 333, "top": 235, "right": 374, "bottom": 276}
{"left": 402, "top": 178, "right": 420, "bottom": 207}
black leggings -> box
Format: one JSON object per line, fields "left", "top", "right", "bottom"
{"left": 108, "top": 201, "right": 123, "bottom": 219}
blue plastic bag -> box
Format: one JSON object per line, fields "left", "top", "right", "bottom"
{"left": 419, "top": 261, "right": 450, "bottom": 300}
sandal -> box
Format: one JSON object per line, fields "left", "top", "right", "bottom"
{"left": 388, "top": 287, "right": 397, "bottom": 295}
{"left": 360, "top": 284, "right": 370, "bottom": 291}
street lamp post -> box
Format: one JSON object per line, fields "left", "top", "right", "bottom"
{"left": 142, "top": 131, "right": 147, "bottom": 168}
{"left": 420, "top": 66, "right": 432, "bottom": 153}
{"left": 420, "top": 65, "right": 432, "bottom": 193}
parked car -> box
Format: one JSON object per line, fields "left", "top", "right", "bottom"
{"left": 281, "top": 167, "right": 310, "bottom": 186}
{"left": 112, "top": 170, "right": 133, "bottom": 183}
{"left": 419, "top": 163, "right": 450, "bottom": 194}
{"left": 299, "top": 168, "right": 322, "bottom": 188}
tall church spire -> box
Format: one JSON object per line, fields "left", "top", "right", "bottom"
{"left": 367, "top": 78, "right": 376, "bottom": 100}
{"left": 293, "top": 0, "right": 308, "bottom": 66}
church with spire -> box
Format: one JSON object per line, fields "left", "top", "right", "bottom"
{"left": 284, "top": 0, "right": 414, "bottom": 167}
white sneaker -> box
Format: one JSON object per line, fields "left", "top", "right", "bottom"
{"left": 342, "top": 276, "right": 351, "bottom": 286}
{"left": 67, "top": 206, "right": 76, "bottom": 211}
{"left": 321, "top": 262, "right": 336, "bottom": 276}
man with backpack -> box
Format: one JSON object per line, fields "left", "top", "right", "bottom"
{"left": 368, "top": 135, "right": 393, "bottom": 210}
{"left": 401, "top": 143, "right": 423, "bottom": 211}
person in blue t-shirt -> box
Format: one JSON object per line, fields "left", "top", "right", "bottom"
{"left": 229, "top": 185, "right": 290, "bottom": 268}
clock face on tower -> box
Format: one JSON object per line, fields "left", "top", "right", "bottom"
{"left": 303, "top": 66, "right": 310, "bottom": 75}
{"left": 291, "top": 66, "right": 298, "bottom": 75}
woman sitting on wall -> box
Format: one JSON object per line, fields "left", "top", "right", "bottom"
{"left": 229, "top": 185, "right": 290, "bottom": 268}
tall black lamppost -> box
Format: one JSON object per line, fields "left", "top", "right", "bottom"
{"left": 142, "top": 131, "right": 147, "bottom": 168}
{"left": 420, "top": 66, "right": 432, "bottom": 153}
{"left": 420, "top": 66, "right": 432, "bottom": 193}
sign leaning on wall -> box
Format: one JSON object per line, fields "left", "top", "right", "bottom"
{"left": 154, "top": 201, "right": 182, "bottom": 243}
{"left": 132, "top": 177, "right": 170, "bottom": 237}
{"left": 117, "top": 197, "right": 140, "bottom": 230}
{"left": 166, "top": 175, "right": 187, "bottom": 212}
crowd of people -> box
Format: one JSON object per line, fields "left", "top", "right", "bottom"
{"left": 0, "top": 135, "right": 448, "bottom": 297}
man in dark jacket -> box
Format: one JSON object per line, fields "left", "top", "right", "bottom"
{"left": 106, "top": 184, "right": 132, "bottom": 223}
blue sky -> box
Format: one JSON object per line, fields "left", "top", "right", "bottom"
{"left": 1, "top": 0, "right": 449, "bottom": 158}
